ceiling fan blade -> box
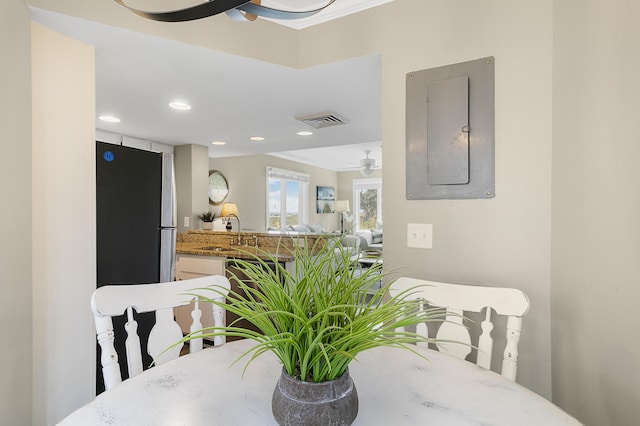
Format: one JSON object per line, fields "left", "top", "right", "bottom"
{"left": 113, "top": 0, "right": 250, "bottom": 22}
{"left": 359, "top": 150, "right": 376, "bottom": 168}
{"left": 115, "top": 0, "right": 335, "bottom": 23}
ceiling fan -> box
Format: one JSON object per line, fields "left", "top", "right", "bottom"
{"left": 339, "top": 149, "right": 381, "bottom": 175}
{"left": 113, "top": 0, "right": 336, "bottom": 23}
{"left": 359, "top": 150, "right": 378, "bottom": 176}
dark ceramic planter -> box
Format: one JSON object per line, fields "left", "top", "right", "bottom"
{"left": 272, "top": 368, "right": 358, "bottom": 426}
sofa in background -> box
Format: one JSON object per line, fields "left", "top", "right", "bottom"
{"left": 285, "top": 223, "right": 326, "bottom": 234}
{"left": 266, "top": 223, "right": 329, "bottom": 234}
{"left": 355, "top": 229, "right": 383, "bottom": 252}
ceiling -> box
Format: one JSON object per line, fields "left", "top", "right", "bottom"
{"left": 31, "top": 2, "right": 386, "bottom": 172}
{"left": 245, "top": 0, "right": 393, "bottom": 30}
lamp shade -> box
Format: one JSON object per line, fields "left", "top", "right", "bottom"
{"left": 335, "top": 200, "right": 350, "bottom": 213}
{"left": 220, "top": 202, "right": 239, "bottom": 217}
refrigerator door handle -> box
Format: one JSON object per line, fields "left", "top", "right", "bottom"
{"left": 160, "top": 152, "right": 176, "bottom": 282}
{"left": 161, "top": 153, "right": 176, "bottom": 228}
{"left": 160, "top": 228, "right": 176, "bottom": 282}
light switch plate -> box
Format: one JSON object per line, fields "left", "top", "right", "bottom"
{"left": 183, "top": 216, "right": 190, "bottom": 228}
{"left": 407, "top": 223, "right": 433, "bottom": 249}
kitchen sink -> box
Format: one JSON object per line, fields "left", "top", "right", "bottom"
{"left": 199, "top": 246, "right": 236, "bottom": 253}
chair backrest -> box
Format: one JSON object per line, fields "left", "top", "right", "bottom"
{"left": 92, "top": 275, "right": 231, "bottom": 390}
{"left": 390, "top": 277, "right": 529, "bottom": 381}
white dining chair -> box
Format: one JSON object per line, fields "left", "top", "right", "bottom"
{"left": 390, "top": 277, "right": 529, "bottom": 381}
{"left": 92, "top": 274, "right": 231, "bottom": 390}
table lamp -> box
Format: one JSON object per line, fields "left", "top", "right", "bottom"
{"left": 220, "top": 202, "right": 239, "bottom": 231}
{"left": 335, "top": 200, "right": 350, "bottom": 234}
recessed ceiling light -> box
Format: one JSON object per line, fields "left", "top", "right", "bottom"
{"left": 211, "top": 141, "right": 226, "bottom": 146}
{"left": 249, "top": 136, "right": 265, "bottom": 141}
{"left": 98, "top": 115, "right": 120, "bottom": 123}
{"left": 169, "top": 101, "right": 191, "bottom": 111}
{"left": 297, "top": 131, "right": 313, "bottom": 136}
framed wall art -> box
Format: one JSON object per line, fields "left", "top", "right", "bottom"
{"left": 316, "top": 185, "right": 335, "bottom": 213}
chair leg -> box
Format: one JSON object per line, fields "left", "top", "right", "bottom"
{"left": 501, "top": 315, "right": 523, "bottom": 381}
{"left": 95, "top": 314, "right": 122, "bottom": 390}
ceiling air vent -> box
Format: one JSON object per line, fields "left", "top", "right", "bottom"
{"left": 295, "top": 111, "right": 349, "bottom": 129}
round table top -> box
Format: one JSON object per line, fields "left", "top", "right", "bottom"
{"left": 60, "top": 339, "right": 580, "bottom": 425}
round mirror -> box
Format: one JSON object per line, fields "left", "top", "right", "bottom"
{"left": 208, "top": 170, "right": 229, "bottom": 205}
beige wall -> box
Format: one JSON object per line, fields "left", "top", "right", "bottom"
{"left": 209, "top": 154, "right": 340, "bottom": 232}
{"left": 22, "top": 0, "right": 640, "bottom": 424}
{"left": 31, "top": 23, "right": 96, "bottom": 424}
{"left": 175, "top": 144, "right": 210, "bottom": 233}
{"left": 300, "top": 0, "right": 554, "bottom": 398}
{"left": 27, "top": 0, "right": 554, "bottom": 412}
{"left": 0, "top": 1, "right": 32, "bottom": 425}
{"left": 551, "top": 1, "right": 640, "bottom": 425}
{"left": 27, "top": 0, "right": 300, "bottom": 68}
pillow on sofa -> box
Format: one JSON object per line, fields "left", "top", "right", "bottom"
{"left": 356, "top": 231, "right": 373, "bottom": 245}
{"left": 371, "top": 229, "right": 383, "bottom": 244}
{"left": 356, "top": 235, "right": 369, "bottom": 251}
{"left": 308, "top": 223, "right": 324, "bottom": 233}
{"left": 340, "top": 235, "right": 361, "bottom": 252}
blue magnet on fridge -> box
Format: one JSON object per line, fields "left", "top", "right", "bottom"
{"left": 103, "top": 151, "right": 115, "bottom": 162}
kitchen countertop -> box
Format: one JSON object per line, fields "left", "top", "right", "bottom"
{"left": 176, "top": 241, "right": 295, "bottom": 262}
{"left": 175, "top": 230, "right": 330, "bottom": 263}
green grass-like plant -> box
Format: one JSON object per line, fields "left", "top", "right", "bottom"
{"left": 182, "top": 237, "right": 446, "bottom": 383}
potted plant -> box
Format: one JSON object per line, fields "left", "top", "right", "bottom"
{"left": 197, "top": 211, "right": 215, "bottom": 230}
{"left": 181, "top": 237, "right": 445, "bottom": 426}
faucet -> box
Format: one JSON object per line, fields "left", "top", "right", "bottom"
{"left": 227, "top": 214, "right": 241, "bottom": 245}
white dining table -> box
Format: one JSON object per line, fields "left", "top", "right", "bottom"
{"left": 60, "top": 339, "right": 581, "bottom": 425}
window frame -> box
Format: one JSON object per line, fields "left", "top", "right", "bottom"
{"left": 266, "top": 167, "right": 309, "bottom": 230}
{"left": 352, "top": 178, "right": 382, "bottom": 232}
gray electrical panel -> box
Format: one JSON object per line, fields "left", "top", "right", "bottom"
{"left": 406, "top": 57, "right": 495, "bottom": 200}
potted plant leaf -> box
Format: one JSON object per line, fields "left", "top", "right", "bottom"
{"left": 197, "top": 211, "right": 215, "bottom": 230}
{"left": 180, "top": 237, "right": 446, "bottom": 426}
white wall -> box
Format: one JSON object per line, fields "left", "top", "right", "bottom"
{"left": 551, "top": 1, "right": 640, "bottom": 425}
{"left": 0, "top": 1, "right": 32, "bottom": 425}
{"left": 31, "top": 23, "right": 96, "bottom": 425}
{"left": 210, "top": 154, "right": 340, "bottom": 232}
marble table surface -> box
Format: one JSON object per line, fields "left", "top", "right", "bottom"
{"left": 60, "top": 339, "right": 581, "bottom": 425}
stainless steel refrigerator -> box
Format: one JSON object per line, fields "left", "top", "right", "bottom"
{"left": 96, "top": 141, "right": 176, "bottom": 393}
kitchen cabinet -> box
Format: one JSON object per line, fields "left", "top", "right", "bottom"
{"left": 223, "top": 258, "right": 282, "bottom": 341}
{"left": 174, "top": 252, "right": 293, "bottom": 342}
{"left": 174, "top": 254, "right": 225, "bottom": 336}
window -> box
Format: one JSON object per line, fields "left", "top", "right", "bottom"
{"left": 353, "top": 178, "right": 382, "bottom": 231}
{"left": 267, "top": 167, "right": 309, "bottom": 229}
